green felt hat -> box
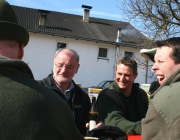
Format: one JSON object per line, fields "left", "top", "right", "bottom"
{"left": 0, "top": 0, "right": 29, "bottom": 46}
{"left": 140, "top": 48, "right": 157, "bottom": 62}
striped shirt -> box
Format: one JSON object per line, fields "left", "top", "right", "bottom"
{"left": 55, "top": 81, "right": 74, "bottom": 101}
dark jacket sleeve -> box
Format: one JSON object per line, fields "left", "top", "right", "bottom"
{"left": 78, "top": 91, "right": 91, "bottom": 136}
{"left": 72, "top": 84, "right": 91, "bottom": 136}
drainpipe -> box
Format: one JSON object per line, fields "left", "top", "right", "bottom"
{"left": 145, "top": 60, "right": 148, "bottom": 83}
{"left": 113, "top": 28, "right": 122, "bottom": 79}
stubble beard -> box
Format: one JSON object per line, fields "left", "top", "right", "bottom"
{"left": 53, "top": 73, "right": 69, "bottom": 84}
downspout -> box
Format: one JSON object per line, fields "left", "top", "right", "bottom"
{"left": 113, "top": 28, "right": 121, "bottom": 79}
{"left": 145, "top": 60, "right": 148, "bottom": 83}
{"left": 113, "top": 45, "right": 120, "bottom": 79}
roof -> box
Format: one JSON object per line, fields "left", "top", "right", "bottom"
{"left": 12, "top": 5, "right": 146, "bottom": 48}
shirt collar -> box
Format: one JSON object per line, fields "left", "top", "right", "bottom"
{"left": 55, "top": 80, "right": 74, "bottom": 94}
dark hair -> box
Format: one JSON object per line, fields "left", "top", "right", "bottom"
{"left": 116, "top": 57, "right": 137, "bottom": 73}
{"left": 155, "top": 37, "right": 180, "bottom": 64}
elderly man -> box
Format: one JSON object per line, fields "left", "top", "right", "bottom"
{"left": 0, "top": 0, "right": 83, "bottom": 139}
{"left": 39, "top": 48, "right": 91, "bottom": 135}
{"left": 140, "top": 37, "right": 180, "bottom": 140}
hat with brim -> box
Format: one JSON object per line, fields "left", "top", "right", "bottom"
{"left": 140, "top": 48, "right": 157, "bottom": 62}
{"left": 0, "top": 0, "right": 29, "bottom": 46}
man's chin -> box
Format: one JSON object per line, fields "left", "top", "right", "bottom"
{"left": 159, "top": 79, "right": 165, "bottom": 85}
{"left": 118, "top": 84, "right": 127, "bottom": 89}
{"left": 58, "top": 79, "right": 69, "bottom": 83}
{"left": 55, "top": 76, "right": 69, "bottom": 83}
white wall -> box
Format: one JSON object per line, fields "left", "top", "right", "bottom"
{"left": 23, "top": 33, "right": 56, "bottom": 80}
{"left": 23, "top": 32, "right": 149, "bottom": 87}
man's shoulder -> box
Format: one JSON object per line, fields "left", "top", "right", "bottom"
{"left": 134, "top": 86, "right": 149, "bottom": 101}
{"left": 38, "top": 74, "right": 52, "bottom": 86}
{"left": 99, "top": 82, "right": 119, "bottom": 94}
{"left": 138, "top": 87, "right": 147, "bottom": 93}
{"left": 73, "top": 83, "right": 90, "bottom": 100}
{"left": 137, "top": 86, "right": 148, "bottom": 97}
{"left": 133, "top": 83, "right": 146, "bottom": 93}
{"left": 36, "top": 83, "right": 70, "bottom": 108}
{"left": 98, "top": 86, "right": 120, "bottom": 101}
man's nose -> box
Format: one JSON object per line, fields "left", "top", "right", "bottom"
{"left": 120, "top": 75, "right": 125, "bottom": 81}
{"left": 152, "top": 63, "right": 157, "bottom": 72}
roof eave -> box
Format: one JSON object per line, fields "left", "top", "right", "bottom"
{"left": 28, "top": 30, "right": 143, "bottom": 49}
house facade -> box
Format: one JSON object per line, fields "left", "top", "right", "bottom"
{"left": 12, "top": 5, "right": 151, "bottom": 87}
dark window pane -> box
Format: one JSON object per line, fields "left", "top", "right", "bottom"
{"left": 124, "top": 51, "right": 133, "bottom": 57}
{"left": 57, "top": 42, "right": 66, "bottom": 50}
{"left": 99, "top": 48, "right": 107, "bottom": 57}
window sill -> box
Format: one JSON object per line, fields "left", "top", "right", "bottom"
{"left": 97, "top": 57, "right": 109, "bottom": 62}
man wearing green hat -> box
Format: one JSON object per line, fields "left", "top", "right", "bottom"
{"left": 140, "top": 37, "right": 180, "bottom": 139}
{"left": 0, "top": 0, "right": 84, "bottom": 139}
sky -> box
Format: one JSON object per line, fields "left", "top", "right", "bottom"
{"left": 6, "top": 0, "right": 128, "bottom": 22}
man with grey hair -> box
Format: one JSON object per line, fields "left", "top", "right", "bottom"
{"left": 0, "top": 0, "right": 84, "bottom": 139}
{"left": 39, "top": 48, "right": 91, "bottom": 136}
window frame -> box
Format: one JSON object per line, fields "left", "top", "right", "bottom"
{"left": 98, "top": 47, "right": 108, "bottom": 59}
{"left": 124, "top": 51, "right": 134, "bottom": 58}
{"left": 57, "top": 41, "right": 67, "bottom": 50}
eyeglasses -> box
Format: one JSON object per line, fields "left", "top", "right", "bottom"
{"left": 55, "top": 63, "right": 77, "bottom": 70}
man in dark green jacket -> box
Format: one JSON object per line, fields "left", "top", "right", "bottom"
{"left": 0, "top": 0, "right": 84, "bottom": 139}
{"left": 97, "top": 57, "right": 148, "bottom": 134}
{"left": 141, "top": 37, "right": 180, "bottom": 140}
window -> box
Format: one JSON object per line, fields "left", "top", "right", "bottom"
{"left": 57, "top": 42, "right": 66, "bottom": 50}
{"left": 98, "top": 48, "right": 107, "bottom": 58}
{"left": 124, "top": 51, "right": 133, "bottom": 57}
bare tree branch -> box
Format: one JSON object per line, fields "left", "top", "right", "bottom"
{"left": 118, "top": 0, "right": 180, "bottom": 39}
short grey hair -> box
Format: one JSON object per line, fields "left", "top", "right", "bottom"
{"left": 54, "top": 48, "right": 79, "bottom": 63}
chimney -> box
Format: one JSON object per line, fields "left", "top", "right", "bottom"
{"left": 82, "top": 5, "right": 92, "bottom": 22}
{"left": 116, "top": 28, "right": 122, "bottom": 43}
{"left": 38, "top": 10, "right": 50, "bottom": 26}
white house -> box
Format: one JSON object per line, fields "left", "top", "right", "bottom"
{"left": 12, "top": 5, "right": 152, "bottom": 87}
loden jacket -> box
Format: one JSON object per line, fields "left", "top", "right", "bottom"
{"left": 142, "top": 69, "right": 180, "bottom": 140}
{"left": 97, "top": 82, "right": 148, "bottom": 134}
{"left": 0, "top": 57, "right": 84, "bottom": 140}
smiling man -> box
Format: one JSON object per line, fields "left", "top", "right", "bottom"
{"left": 38, "top": 48, "right": 91, "bottom": 136}
{"left": 97, "top": 57, "right": 148, "bottom": 134}
{"left": 141, "top": 37, "right": 180, "bottom": 140}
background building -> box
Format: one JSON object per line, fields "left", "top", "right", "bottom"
{"left": 12, "top": 5, "right": 152, "bottom": 87}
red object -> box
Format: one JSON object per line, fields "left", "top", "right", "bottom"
{"left": 128, "top": 134, "right": 141, "bottom": 140}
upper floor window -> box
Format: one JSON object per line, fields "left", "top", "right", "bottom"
{"left": 57, "top": 42, "right": 66, "bottom": 50}
{"left": 124, "top": 51, "right": 133, "bottom": 58}
{"left": 98, "top": 48, "right": 108, "bottom": 58}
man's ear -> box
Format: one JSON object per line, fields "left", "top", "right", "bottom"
{"left": 75, "top": 64, "right": 80, "bottom": 73}
{"left": 18, "top": 43, "right": 24, "bottom": 60}
{"left": 134, "top": 72, "right": 138, "bottom": 80}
